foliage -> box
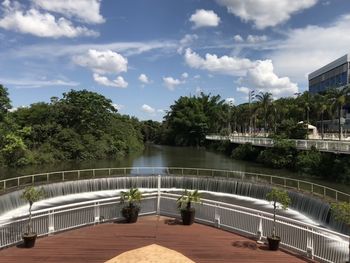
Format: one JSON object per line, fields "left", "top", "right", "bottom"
{"left": 120, "top": 188, "right": 142, "bottom": 208}
{"left": 0, "top": 87, "right": 144, "bottom": 167}
{"left": 295, "top": 147, "right": 322, "bottom": 174}
{"left": 162, "top": 93, "right": 229, "bottom": 147}
{"left": 257, "top": 139, "right": 297, "bottom": 169}
{"left": 21, "top": 186, "right": 45, "bottom": 234}
{"left": 231, "top": 143, "right": 260, "bottom": 161}
{"left": 266, "top": 188, "right": 291, "bottom": 238}
{"left": 177, "top": 189, "right": 201, "bottom": 210}
{"left": 0, "top": 84, "right": 11, "bottom": 119}
{"left": 331, "top": 202, "right": 350, "bottom": 226}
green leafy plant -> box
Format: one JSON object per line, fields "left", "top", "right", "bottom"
{"left": 177, "top": 189, "right": 201, "bottom": 210}
{"left": 120, "top": 187, "right": 142, "bottom": 209}
{"left": 331, "top": 202, "right": 350, "bottom": 263}
{"left": 21, "top": 186, "right": 45, "bottom": 234}
{"left": 266, "top": 188, "right": 291, "bottom": 239}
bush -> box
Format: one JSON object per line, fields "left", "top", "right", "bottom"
{"left": 257, "top": 139, "right": 297, "bottom": 169}
{"left": 295, "top": 147, "right": 322, "bottom": 175}
{"left": 232, "top": 143, "right": 260, "bottom": 161}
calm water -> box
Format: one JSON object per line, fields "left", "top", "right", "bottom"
{"left": 0, "top": 144, "right": 348, "bottom": 193}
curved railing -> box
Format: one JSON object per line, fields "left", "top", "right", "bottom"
{"left": 0, "top": 191, "right": 348, "bottom": 263}
{"left": 1, "top": 167, "right": 349, "bottom": 202}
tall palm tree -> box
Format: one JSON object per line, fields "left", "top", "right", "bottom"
{"left": 314, "top": 94, "right": 330, "bottom": 140}
{"left": 327, "top": 86, "right": 350, "bottom": 140}
{"left": 255, "top": 92, "right": 273, "bottom": 136}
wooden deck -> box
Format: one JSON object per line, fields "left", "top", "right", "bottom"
{"left": 0, "top": 216, "right": 314, "bottom": 263}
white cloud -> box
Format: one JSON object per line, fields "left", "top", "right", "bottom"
{"left": 225, "top": 97, "right": 235, "bottom": 105}
{"left": 141, "top": 104, "right": 156, "bottom": 114}
{"left": 195, "top": 86, "right": 202, "bottom": 95}
{"left": 178, "top": 34, "right": 198, "bottom": 53}
{"left": 245, "top": 60, "right": 298, "bottom": 97}
{"left": 233, "top": 34, "right": 244, "bottom": 42}
{"left": 163, "top": 76, "right": 183, "bottom": 90}
{"left": 33, "top": 0, "right": 105, "bottom": 24}
{"left": 184, "top": 48, "right": 255, "bottom": 76}
{"left": 216, "top": 0, "right": 318, "bottom": 29}
{"left": 270, "top": 14, "right": 350, "bottom": 83}
{"left": 0, "top": 2, "right": 98, "bottom": 38}
{"left": 194, "top": 74, "right": 201, "bottom": 79}
{"left": 181, "top": 72, "right": 189, "bottom": 79}
{"left": 93, "top": 73, "right": 128, "bottom": 88}
{"left": 189, "top": 9, "right": 220, "bottom": 28}
{"left": 1, "top": 77, "right": 79, "bottom": 88}
{"left": 246, "top": 34, "right": 267, "bottom": 43}
{"left": 73, "top": 49, "right": 128, "bottom": 74}
{"left": 138, "top": 73, "right": 150, "bottom": 84}
{"left": 184, "top": 48, "right": 298, "bottom": 98}
{"left": 8, "top": 40, "right": 178, "bottom": 59}
{"left": 236, "top": 87, "right": 250, "bottom": 94}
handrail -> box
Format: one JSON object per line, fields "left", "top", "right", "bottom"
{"left": 1, "top": 167, "right": 349, "bottom": 202}
{"left": 0, "top": 191, "right": 347, "bottom": 262}
{"left": 206, "top": 134, "right": 350, "bottom": 154}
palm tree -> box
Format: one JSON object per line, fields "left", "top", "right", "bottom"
{"left": 255, "top": 92, "right": 273, "bottom": 136}
{"left": 314, "top": 94, "right": 329, "bottom": 140}
{"left": 327, "top": 86, "right": 350, "bottom": 140}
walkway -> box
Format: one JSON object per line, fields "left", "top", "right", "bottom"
{"left": 0, "top": 216, "right": 313, "bottom": 263}
{"left": 206, "top": 134, "right": 350, "bottom": 154}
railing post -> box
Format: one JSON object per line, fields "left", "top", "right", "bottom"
{"left": 48, "top": 210, "right": 55, "bottom": 235}
{"left": 297, "top": 181, "right": 300, "bottom": 191}
{"left": 94, "top": 202, "right": 100, "bottom": 224}
{"left": 17, "top": 177, "right": 20, "bottom": 188}
{"left": 3, "top": 181, "right": 5, "bottom": 191}
{"left": 77, "top": 170, "right": 80, "bottom": 180}
{"left": 157, "top": 175, "right": 161, "bottom": 215}
{"left": 256, "top": 213, "right": 263, "bottom": 244}
{"left": 335, "top": 191, "right": 338, "bottom": 201}
{"left": 214, "top": 203, "right": 220, "bottom": 228}
{"left": 93, "top": 169, "right": 95, "bottom": 178}
{"left": 108, "top": 168, "right": 111, "bottom": 177}
{"left": 47, "top": 173, "right": 49, "bottom": 183}
{"left": 306, "top": 226, "right": 314, "bottom": 259}
{"left": 62, "top": 172, "right": 65, "bottom": 181}
{"left": 284, "top": 178, "right": 286, "bottom": 188}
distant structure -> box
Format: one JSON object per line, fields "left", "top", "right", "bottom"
{"left": 308, "top": 54, "right": 350, "bottom": 94}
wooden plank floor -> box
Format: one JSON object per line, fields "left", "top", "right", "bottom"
{"left": 0, "top": 216, "right": 314, "bottom": 263}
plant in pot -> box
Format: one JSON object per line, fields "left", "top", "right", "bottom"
{"left": 120, "top": 187, "right": 142, "bottom": 223}
{"left": 21, "top": 186, "right": 45, "bottom": 248}
{"left": 177, "top": 189, "right": 201, "bottom": 225}
{"left": 266, "top": 188, "right": 291, "bottom": 251}
{"left": 331, "top": 201, "right": 350, "bottom": 263}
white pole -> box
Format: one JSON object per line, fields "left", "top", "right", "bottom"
{"left": 157, "top": 174, "right": 161, "bottom": 215}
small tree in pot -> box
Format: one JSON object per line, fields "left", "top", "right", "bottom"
{"left": 266, "top": 188, "right": 291, "bottom": 250}
{"left": 21, "top": 186, "right": 45, "bottom": 248}
{"left": 331, "top": 202, "right": 350, "bottom": 263}
{"left": 120, "top": 188, "right": 142, "bottom": 223}
{"left": 177, "top": 189, "right": 201, "bottom": 225}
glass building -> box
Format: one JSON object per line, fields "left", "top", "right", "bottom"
{"left": 308, "top": 54, "right": 350, "bottom": 94}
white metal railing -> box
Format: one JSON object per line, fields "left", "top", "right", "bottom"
{"left": 206, "top": 135, "right": 350, "bottom": 154}
{"left": 1, "top": 167, "right": 349, "bottom": 203}
{"left": 0, "top": 190, "right": 348, "bottom": 263}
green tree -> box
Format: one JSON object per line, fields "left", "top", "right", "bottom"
{"left": 255, "top": 92, "right": 273, "bottom": 136}
{"left": 0, "top": 84, "right": 11, "bottom": 120}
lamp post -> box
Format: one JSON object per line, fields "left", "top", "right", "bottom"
{"left": 249, "top": 89, "right": 255, "bottom": 136}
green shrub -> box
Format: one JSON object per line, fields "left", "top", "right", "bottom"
{"left": 232, "top": 143, "right": 259, "bottom": 161}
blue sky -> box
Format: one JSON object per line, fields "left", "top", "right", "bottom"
{"left": 1, "top": 0, "right": 350, "bottom": 121}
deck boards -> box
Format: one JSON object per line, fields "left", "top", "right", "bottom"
{"left": 0, "top": 216, "right": 314, "bottom": 263}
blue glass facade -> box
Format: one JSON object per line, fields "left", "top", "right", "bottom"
{"left": 309, "top": 62, "right": 349, "bottom": 94}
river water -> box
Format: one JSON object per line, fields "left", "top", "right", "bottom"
{"left": 0, "top": 144, "right": 348, "bottom": 193}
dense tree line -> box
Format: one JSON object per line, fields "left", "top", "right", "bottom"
{"left": 0, "top": 85, "right": 145, "bottom": 167}
{"left": 157, "top": 89, "right": 350, "bottom": 183}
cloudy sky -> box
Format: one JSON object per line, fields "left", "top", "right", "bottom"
{"left": 1, "top": 0, "right": 350, "bottom": 121}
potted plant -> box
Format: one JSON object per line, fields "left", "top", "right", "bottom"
{"left": 177, "top": 189, "right": 201, "bottom": 225}
{"left": 120, "top": 187, "right": 142, "bottom": 223}
{"left": 266, "top": 188, "right": 291, "bottom": 250}
{"left": 21, "top": 186, "right": 45, "bottom": 248}
{"left": 331, "top": 202, "right": 350, "bottom": 263}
